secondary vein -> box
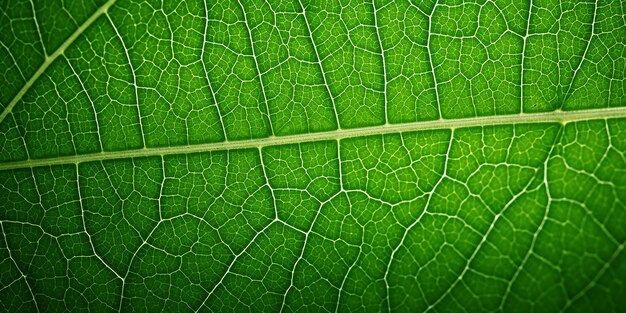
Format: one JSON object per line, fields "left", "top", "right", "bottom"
{"left": 0, "top": 0, "right": 117, "bottom": 124}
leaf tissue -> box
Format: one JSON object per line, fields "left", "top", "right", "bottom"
{"left": 0, "top": 0, "right": 625, "bottom": 312}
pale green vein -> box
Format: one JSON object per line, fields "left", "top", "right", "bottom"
{"left": 0, "top": 0, "right": 117, "bottom": 124}
{"left": 1, "top": 107, "right": 626, "bottom": 171}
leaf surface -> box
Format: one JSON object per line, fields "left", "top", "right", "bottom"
{"left": 1, "top": 0, "right": 625, "bottom": 312}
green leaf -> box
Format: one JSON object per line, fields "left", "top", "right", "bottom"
{"left": 1, "top": 0, "right": 625, "bottom": 312}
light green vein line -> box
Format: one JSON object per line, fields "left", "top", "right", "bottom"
{"left": 0, "top": 0, "right": 117, "bottom": 124}
{"left": 1, "top": 107, "right": 626, "bottom": 171}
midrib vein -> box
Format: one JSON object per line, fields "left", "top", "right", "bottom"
{"left": 0, "top": 0, "right": 117, "bottom": 124}
{"left": 2, "top": 107, "right": 626, "bottom": 171}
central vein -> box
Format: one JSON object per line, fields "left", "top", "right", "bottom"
{"left": 1, "top": 106, "right": 625, "bottom": 171}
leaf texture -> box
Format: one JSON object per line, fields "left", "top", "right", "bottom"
{"left": 0, "top": 0, "right": 625, "bottom": 312}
